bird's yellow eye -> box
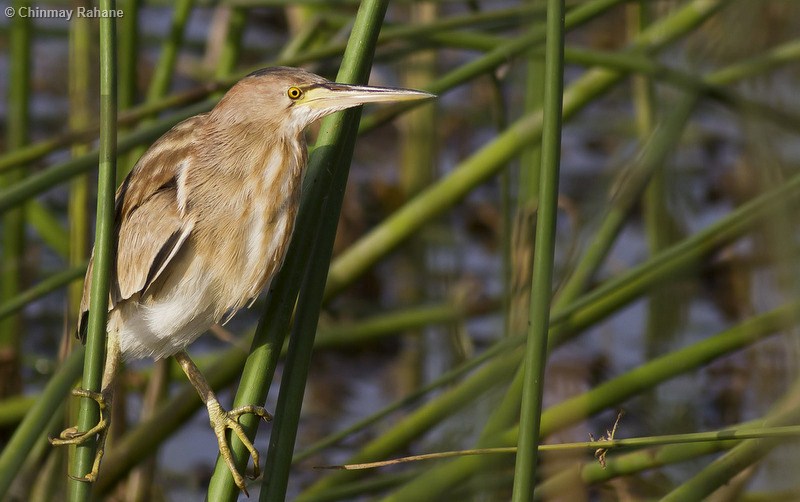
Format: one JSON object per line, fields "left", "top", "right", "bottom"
{"left": 287, "top": 86, "right": 303, "bottom": 100}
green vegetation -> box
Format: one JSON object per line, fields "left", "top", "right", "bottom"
{"left": 1, "top": 0, "right": 800, "bottom": 500}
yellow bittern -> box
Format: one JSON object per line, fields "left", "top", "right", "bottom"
{"left": 49, "top": 66, "right": 433, "bottom": 493}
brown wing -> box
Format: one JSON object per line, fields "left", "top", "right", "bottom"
{"left": 77, "top": 116, "right": 203, "bottom": 342}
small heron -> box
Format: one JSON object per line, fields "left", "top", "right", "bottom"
{"left": 49, "top": 66, "right": 434, "bottom": 494}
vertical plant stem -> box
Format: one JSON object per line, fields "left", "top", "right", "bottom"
{"left": 632, "top": 0, "right": 683, "bottom": 363}
{"left": 259, "top": 2, "right": 390, "bottom": 500}
{"left": 64, "top": 3, "right": 93, "bottom": 496}
{"left": 68, "top": 0, "right": 93, "bottom": 326}
{"left": 124, "top": 0, "right": 193, "bottom": 177}
{"left": 118, "top": 0, "right": 139, "bottom": 114}
{"left": 512, "top": 0, "right": 565, "bottom": 500}
{"left": 549, "top": 92, "right": 697, "bottom": 348}
{"left": 399, "top": 0, "right": 438, "bottom": 389}
{"left": 207, "top": 2, "right": 392, "bottom": 499}
{"left": 214, "top": 6, "right": 247, "bottom": 79}
{"left": 0, "top": 0, "right": 31, "bottom": 401}
{"left": 304, "top": 4, "right": 728, "bottom": 499}
{"left": 117, "top": 0, "right": 140, "bottom": 177}
{"left": 488, "top": 0, "right": 548, "bottom": 474}
{"left": 0, "top": 348, "right": 84, "bottom": 499}
{"left": 69, "top": 1, "right": 117, "bottom": 499}
{"left": 511, "top": 0, "right": 545, "bottom": 337}
{"left": 145, "top": 0, "right": 193, "bottom": 105}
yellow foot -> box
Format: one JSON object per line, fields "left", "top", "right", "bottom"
{"left": 48, "top": 388, "right": 110, "bottom": 483}
{"left": 208, "top": 401, "right": 272, "bottom": 495}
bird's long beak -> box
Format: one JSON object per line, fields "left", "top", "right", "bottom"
{"left": 302, "top": 83, "right": 435, "bottom": 112}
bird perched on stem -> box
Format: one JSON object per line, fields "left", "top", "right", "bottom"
{"left": 49, "top": 66, "right": 434, "bottom": 494}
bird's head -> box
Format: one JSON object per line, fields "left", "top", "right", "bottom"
{"left": 209, "top": 66, "right": 435, "bottom": 134}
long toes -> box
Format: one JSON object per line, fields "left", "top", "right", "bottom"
{"left": 223, "top": 421, "right": 262, "bottom": 480}
{"left": 71, "top": 388, "right": 105, "bottom": 404}
{"left": 67, "top": 471, "right": 98, "bottom": 484}
{"left": 229, "top": 405, "right": 272, "bottom": 422}
{"left": 49, "top": 429, "right": 91, "bottom": 445}
{"left": 58, "top": 426, "right": 80, "bottom": 439}
{"left": 49, "top": 417, "right": 109, "bottom": 446}
{"left": 214, "top": 427, "right": 249, "bottom": 494}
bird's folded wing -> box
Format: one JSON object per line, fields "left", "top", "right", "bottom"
{"left": 115, "top": 190, "right": 194, "bottom": 302}
{"left": 77, "top": 189, "right": 194, "bottom": 342}
{"left": 77, "top": 117, "right": 202, "bottom": 342}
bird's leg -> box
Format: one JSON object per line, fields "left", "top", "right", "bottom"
{"left": 173, "top": 350, "right": 271, "bottom": 494}
{"left": 50, "top": 328, "right": 121, "bottom": 483}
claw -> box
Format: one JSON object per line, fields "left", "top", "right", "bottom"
{"left": 207, "top": 400, "right": 272, "bottom": 494}
{"left": 49, "top": 388, "right": 111, "bottom": 483}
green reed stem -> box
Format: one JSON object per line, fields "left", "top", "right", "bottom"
{"left": 0, "top": 0, "right": 31, "bottom": 401}
{"left": 259, "top": 2, "right": 391, "bottom": 500}
{"left": 512, "top": 0, "right": 564, "bottom": 499}
{"left": 0, "top": 348, "right": 84, "bottom": 499}
{"left": 68, "top": 1, "right": 117, "bottom": 498}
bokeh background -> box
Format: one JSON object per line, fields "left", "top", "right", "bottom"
{"left": 2, "top": 0, "right": 800, "bottom": 500}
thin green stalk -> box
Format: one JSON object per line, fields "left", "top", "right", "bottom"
{"left": 535, "top": 438, "right": 732, "bottom": 500}
{"left": 0, "top": 348, "right": 84, "bottom": 499}
{"left": 559, "top": 45, "right": 800, "bottom": 133}
{"left": 259, "top": 2, "right": 391, "bottom": 500}
{"left": 69, "top": 1, "right": 117, "bottom": 498}
{"left": 661, "top": 379, "right": 800, "bottom": 501}
{"left": 302, "top": 3, "right": 729, "bottom": 497}
{"left": 386, "top": 299, "right": 800, "bottom": 502}
{"left": 398, "top": 0, "right": 439, "bottom": 391}
{"left": 214, "top": 6, "right": 247, "bottom": 78}
{"left": 293, "top": 334, "right": 519, "bottom": 464}
{"left": 68, "top": 0, "right": 93, "bottom": 322}
{"left": 548, "top": 169, "right": 800, "bottom": 345}
{"left": 0, "top": 265, "right": 87, "bottom": 321}
{"left": 509, "top": 0, "right": 545, "bottom": 336}
{"left": 0, "top": 395, "right": 35, "bottom": 427}
{"left": 536, "top": 386, "right": 800, "bottom": 501}
{"left": 329, "top": 0, "right": 728, "bottom": 301}
{"left": 630, "top": 1, "right": 684, "bottom": 364}
{"left": 512, "top": 0, "right": 564, "bottom": 499}
{"left": 298, "top": 472, "right": 420, "bottom": 502}
{"left": 296, "top": 352, "right": 520, "bottom": 501}
{"left": 360, "top": 0, "right": 630, "bottom": 135}
{"left": 0, "top": 0, "right": 31, "bottom": 400}
{"left": 489, "top": 0, "right": 546, "bottom": 469}
{"left": 555, "top": 92, "right": 698, "bottom": 305}
{"left": 117, "top": 0, "right": 138, "bottom": 113}
{"left": 0, "top": 99, "right": 214, "bottom": 215}
{"left": 65, "top": 10, "right": 93, "bottom": 482}
{"left": 117, "top": 0, "right": 140, "bottom": 177}
{"left": 0, "top": 3, "right": 542, "bottom": 178}
{"left": 124, "top": 0, "right": 193, "bottom": 176}
{"left": 92, "top": 154, "right": 800, "bottom": 498}
{"left": 94, "top": 342, "right": 249, "bottom": 496}
{"left": 314, "top": 301, "right": 483, "bottom": 348}
{"left": 25, "top": 201, "right": 69, "bottom": 258}
{"left": 149, "top": 0, "right": 193, "bottom": 101}
{"left": 0, "top": 0, "right": 625, "bottom": 218}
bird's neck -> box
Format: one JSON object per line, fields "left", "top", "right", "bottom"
{"left": 201, "top": 120, "right": 307, "bottom": 181}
